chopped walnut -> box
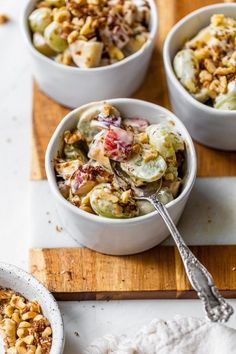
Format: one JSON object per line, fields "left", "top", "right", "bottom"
{"left": 204, "top": 59, "right": 216, "bottom": 74}
{"left": 199, "top": 70, "right": 212, "bottom": 83}
{"left": 64, "top": 129, "right": 83, "bottom": 144}
{"left": 0, "top": 288, "right": 52, "bottom": 354}
{"left": 143, "top": 149, "right": 159, "bottom": 162}
{"left": 120, "top": 189, "right": 132, "bottom": 203}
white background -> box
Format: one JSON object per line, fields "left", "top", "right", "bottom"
{"left": 1, "top": 1, "right": 236, "bottom": 353}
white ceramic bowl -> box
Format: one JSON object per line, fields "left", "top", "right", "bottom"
{"left": 163, "top": 3, "right": 236, "bottom": 151}
{"left": 21, "top": 0, "right": 158, "bottom": 108}
{"left": 0, "top": 263, "right": 64, "bottom": 354}
{"left": 45, "top": 98, "right": 196, "bottom": 255}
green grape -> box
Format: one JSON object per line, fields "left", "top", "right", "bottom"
{"left": 63, "top": 143, "right": 87, "bottom": 162}
{"left": 29, "top": 8, "right": 52, "bottom": 34}
{"left": 32, "top": 32, "right": 55, "bottom": 56}
{"left": 90, "top": 183, "right": 138, "bottom": 218}
{"left": 193, "top": 88, "right": 210, "bottom": 103}
{"left": 146, "top": 123, "right": 184, "bottom": 159}
{"left": 44, "top": 21, "right": 68, "bottom": 53}
{"left": 156, "top": 187, "right": 174, "bottom": 204}
{"left": 77, "top": 103, "right": 121, "bottom": 143}
{"left": 214, "top": 81, "right": 236, "bottom": 110}
{"left": 78, "top": 114, "right": 101, "bottom": 144}
{"left": 173, "top": 49, "right": 199, "bottom": 93}
{"left": 137, "top": 200, "right": 154, "bottom": 215}
{"left": 120, "top": 152, "right": 167, "bottom": 183}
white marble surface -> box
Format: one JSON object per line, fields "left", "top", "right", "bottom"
{"left": 30, "top": 177, "right": 236, "bottom": 248}
{"left": 0, "top": 1, "right": 236, "bottom": 353}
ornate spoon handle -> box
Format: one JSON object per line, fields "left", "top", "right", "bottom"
{"left": 149, "top": 194, "right": 234, "bottom": 323}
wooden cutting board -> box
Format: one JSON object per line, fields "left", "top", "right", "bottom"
{"left": 29, "top": 0, "right": 236, "bottom": 300}
{"left": 30, "top": 246, "right": 236, "bottom": 300}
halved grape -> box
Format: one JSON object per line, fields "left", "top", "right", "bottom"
{"left": 193, "top": 88, "right": 210, "bottom": 103}
{"left": 29, "top": 8, "right": 52, "bottom": 34}
{"left": 77, "top": 103, "right": 121, "bottom": 143}
{"left": 64, "top": 143, "right": 87, "bottom": 162}
{"left": 214, "top": 81, "right": 236, "bottom": 110}
{"left": 157, "top": 187, "right": 174, "bottom": 204}
{"left": 33, "top": 32, "right": 56, "bottom": 56}
{"left": 120, "top": 152, "right": 167, "bottom": 183}
{"left": 90, "top": 183, "right": 138, "bottom": 218}
{"left": 215, "top": 94, "right": 236, "bottom": 110}
{"left": 137, "top": 200, "right": 155, "bottom": 215}
{"left": 173, "top": 49, "right": 199, "bottom": 93}
{"left": 146, "top": 123, "right": 184, "bottom": 159}
{"left": 44, "top": 21, "right": 67, "bottom": 53}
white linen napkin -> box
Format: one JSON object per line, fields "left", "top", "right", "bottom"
{"left": 85, "top": 316, "right": 236, "bottom": 354}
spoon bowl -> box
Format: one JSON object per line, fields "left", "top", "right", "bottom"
{"left": 110, "top": 160, "right": 163, "bottom": 198}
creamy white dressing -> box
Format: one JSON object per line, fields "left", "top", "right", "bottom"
{"left": 215, "top": 80, "right": 236, "bottom": 109}
{"left": 173, "top": 49, "right": 199, "bottom": 93}
{"left": 0, "top": 336, "right": 5, "bottom": 354}
{"left": 228, "top": 80, "right": 236, "bottom": 94}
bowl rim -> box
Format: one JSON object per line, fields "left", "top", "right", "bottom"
{"left": 163, "top": 2, "right": 236, "bottom": 116}
{"left": 45, "top": 98, "right": 197, "bottom": 225}
{"left": 0, "top": 262, "right": 64, "bottom": 354}
{"left": 21, "top": 0, "right": 158, "bottom": 73}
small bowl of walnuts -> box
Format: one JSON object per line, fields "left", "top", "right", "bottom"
{"left": 0, "top": 263, "right": 64, "bottom": 354}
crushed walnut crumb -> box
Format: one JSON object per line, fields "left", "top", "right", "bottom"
{"left": 0, "top": 14, "right": 9, "bottom": 24}
{"left": 56, "top": 225, "right": 63, "bottom": 232}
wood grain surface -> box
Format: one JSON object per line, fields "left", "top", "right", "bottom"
{"left": 30, "top": 246, "right": 236, "bottom": 300}
{"left": 30, "top": 0, "right": 236, "bottom": 299}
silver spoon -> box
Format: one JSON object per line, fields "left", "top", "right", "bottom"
{"left": 110, "top": 160, "right": 234, "bottom": 323}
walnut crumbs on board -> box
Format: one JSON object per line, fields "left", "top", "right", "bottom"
{"left": 0, "top": 288, "right": 52, "bottom": 354}
{"left": 0, "top": 14, "right": 10, "bottom": 24}
{"left": 174, "top": 14, "right": 236, "bottom": 110}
